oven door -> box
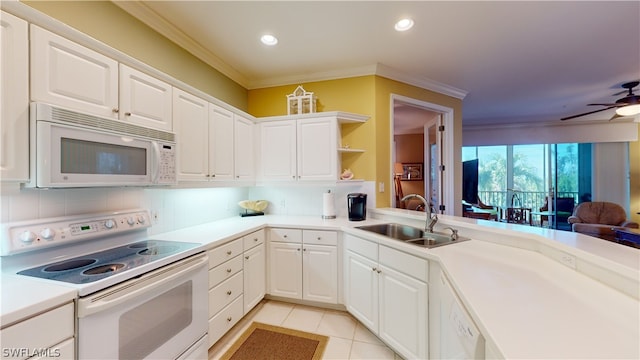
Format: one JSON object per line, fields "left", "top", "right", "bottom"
{"left": 77, "top": 253, "right": 208, "bottom": 360}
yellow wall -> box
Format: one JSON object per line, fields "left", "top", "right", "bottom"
{"left": 23, "top": 0, "right": 248, "bottom": 110}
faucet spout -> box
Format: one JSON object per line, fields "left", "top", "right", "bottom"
{"left": 400, "top": 194, "right": 438, "bottom": 232}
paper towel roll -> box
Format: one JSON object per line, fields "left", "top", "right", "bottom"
{"left": 322, "top": 191, "right": 336, "bottom": 219}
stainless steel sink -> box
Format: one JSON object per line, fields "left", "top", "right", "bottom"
{"left": 355, "top": 223, "right": 468, "bottom": 248}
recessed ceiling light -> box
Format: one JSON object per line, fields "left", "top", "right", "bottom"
{"left": 260, "top": 34, "right": 278, "bottom": 46}
{"left": 394, "top": 18, "right": 414, "bottom": 32}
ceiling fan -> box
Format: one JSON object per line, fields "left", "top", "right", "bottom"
{"left": 561, "top": 81, "right": 640, "bottom": 121}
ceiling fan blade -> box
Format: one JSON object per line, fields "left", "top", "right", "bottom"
{"left": 587, "top": 103, "right": 626, "bottom": 107}
{"left": 560, "top": 106, "right": 617, "bottom": 121}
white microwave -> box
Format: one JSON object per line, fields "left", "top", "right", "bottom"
{"left": 29, "top": 103, "right": 177, "bottom": 188}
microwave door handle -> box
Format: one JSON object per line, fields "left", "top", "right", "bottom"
{"left": 151, "top": 141, "right": 161, "bottom": 184}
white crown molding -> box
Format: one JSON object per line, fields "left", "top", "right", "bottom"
{"left": 112, "top": 1, "right": 249, "bottom": 88}
{"left": 375, "top": 64, "right": 468, "bottom": 100}
{"left": 246, "top": 64, "right": 379, "bottom": 89}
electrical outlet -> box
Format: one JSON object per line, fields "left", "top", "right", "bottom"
{"left": 559, "top": 252, "right": 576, "bottom": 269}
{"left": 151, "top": 210, "right": 159, "bottom": 224}
{"left": 280, "top": 199, "right": 286, "bottom": 208}
{"left": 378, "top": 182, "right": 385, "bottom": 193}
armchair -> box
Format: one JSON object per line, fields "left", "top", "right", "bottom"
{"left": 568, "top": 202, "right": 639, "bottom": 242}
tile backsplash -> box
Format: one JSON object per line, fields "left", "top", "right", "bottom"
{"left": 0, "top": 181, "right": 375, "bottom": 234}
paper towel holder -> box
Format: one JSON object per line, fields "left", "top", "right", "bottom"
{"left": 322, "top": 190, "right": 337, "bottom": 219}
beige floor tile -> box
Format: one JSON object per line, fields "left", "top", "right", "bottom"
{"left": 316, "top": 312, "right": 358, "bottom": 339}
{"left": 349, "top": 341, "right": 396, "bottom": 360}
{"left": 250, "top": 300, "right": 294, "bottom": 326}
{"left": 353, "top": 322, "right": 384, "bottom": 345}
{"left": 321, "top": 336, "right": 353, "bottom": 360}
{"left": 281, "top": 305, "right": 325, "bottom": 332}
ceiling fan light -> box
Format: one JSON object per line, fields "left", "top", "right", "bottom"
{"left": 616, "top": 104, "right": 640, "bottom": 116}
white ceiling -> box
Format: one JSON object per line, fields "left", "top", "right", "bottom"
{"left": 115, "top": 1, "right": 640, "bottom": 128}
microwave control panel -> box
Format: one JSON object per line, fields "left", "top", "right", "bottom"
{"left": 157, "top": 143, "right": 177, "bottom": 184}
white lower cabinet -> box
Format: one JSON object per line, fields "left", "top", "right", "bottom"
{"left": 207, "top": 238, "right": 243, "bottom": 347}
{"left": 0, "top": 302, "right": 75, "bottom": 360}
{"left": 268, "top": 228, "right": 338, "bottom": 304}
{"left": 344, "top": 234, "right": 428, "bottom": 360}
{"left": 243, "top": 230, "right": 266, "bottom": 313}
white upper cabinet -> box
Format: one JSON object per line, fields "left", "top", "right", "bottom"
{"left": 119, "top": 64, "right": 172, "bottom": 131}
{"left": 31, "top": 25, "right": 119, "bottom": 119}
{"left": 297, "top": 116, "right": 338, "bottom": 181}
{"left": 1, "top": 11, "right": 29, "bottom": 182}
{"left": 259, "top": 120, "right": 297, "bottom": 181}
{"left": 234, "top": 114, "right": 255, "bottom": 180}
{"left": 258, "top": 112, "right": 367, "bottom": 183}
{"left": 209, "top": 104, "right": 234, "bottom": 180}
{"left": 173, "top": 88, "right": 209, "bottom": 181}
{"left": 31, "top": 26, "right": 173, "bottom": 131}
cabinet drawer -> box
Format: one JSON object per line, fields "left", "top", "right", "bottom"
{"left": 269, "top": 228, "right": 302, "bottom": 243}
{"left": 243, "top": 229, "right": 266, "bottom": 250}
{"left": 209, "top": 271, "right": 243, "bottom": 317}
{"left": 303, "top": 230, "right": 338, "bottom": 245}
{"left": 379, "top": 245, "right": 428, "bottom": 281}
{"left": 1, "top": 302, "right": 74, "bottom": 354}
{"left": 345, "top": 234, "right": 378, "bottom": 260}
{"left": 208, "top": 295, "right": 244, "bottom": 347}
{"left": 209, "top": 255, "right": 242, "bottom": 288}
{"left": 208, "top": 238, "right": 243, "bottom": 268}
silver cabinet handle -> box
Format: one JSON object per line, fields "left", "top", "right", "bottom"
{"left": 112, "top": 108, "right": 119, "bottom": 113}
{"left": 245, "top": 256, "right": 250, "bottom": 260}
{"left": 317, "top": 237, "right": 321, "bottom": 240}
{"left": 227, "top": 290, "right": 232, "bottom": 295}
{"left": 124, "top": 112, "right": 132, "bottom": 116}
{"left": 227, "top": 250, "right": 232, "bottom": 255}
{"left": 254, "top": 238, "right": 259, "bottom": 242}
{"left": 226, "top": 268, "right": 232, "bottom": 273}
{"left": 377, "top": 269, "right": 382, "bottom": 273}
{"left": 372, "top": 267, "right": 377, "bottom": 272}
{"left": 227, "top": 317, "right": 232, "bottom": 322}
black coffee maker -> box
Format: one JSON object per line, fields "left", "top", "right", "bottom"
{"left": 347, "top": 193, "right": 367, "bottom": 221}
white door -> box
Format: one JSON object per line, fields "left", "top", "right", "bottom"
{"left": 173, "top": 88, "right": 209, "bottom": 181}
{"left": 303, "top": 244, "right": 338, "bottom": 304}
{"left": 30, "top": 25, "right": 118, "bottom": 118}
{"left": 234, "top": 115, "right": 255, "bottom": 180}
{"left": 1, "top": 11, "right": 29, "bottom": 182}
{"left": 119, "top": 64, "right": 172, "bottom": 131}
{"left": 344, "top": 250, "right": 378, "bottom": 332}
{"left": 379, "top": 264, "right": 428, "bottom": 360}
{"left": 259, "top": 120, "right": 297, "bottom": 181}
{"left": 243, "top": 243, "right": 265, "bottom": 313}
{"left": 209, "top": 104, "right": 234, "bottom": 180}
{"left": 297, "top": 117, "right": 338, "bottom": 181}
{"left": 268, "top": 242, "right": 302, "bottom": 299}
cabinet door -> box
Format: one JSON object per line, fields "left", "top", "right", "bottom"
{"left": 268, "top": 241, "right": 302, "bottom": 299}
{"left": 379, "top": 264, "right": 428, "bottom": 360}
{"left": 1, "top": 11, "right": 29, "bottom": 182}
{"left": 30, "top": 25, "right": 118, "bottom": 118}
{"left": 209, "top": 104, "right": 234, "bottom": 180}
{"left": 243, "top": 243, "right": 265, "bottom": 313}
{"left": 259, "top": 120, "right": 297, "bottom": 181}
{"left": 303, "top": 244, "right": 338, "bottom": 304}
{"left": 344, "top": 250, "right": 378, "bottom": 332}
{"left": 173, "top": 88, "right": 209, "bottom": 181}
{"left": 297, "top": 117, "right": 337, "bottom": 181}
{"left": 119, "top": 64, "right": 172, "bottom": 131}
{"left": 234, "top": 115, "right": 255, "bottom": 180}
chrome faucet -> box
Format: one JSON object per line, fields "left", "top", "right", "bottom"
{"left": 401, "top": 194, "right": 438, "bottom": 233}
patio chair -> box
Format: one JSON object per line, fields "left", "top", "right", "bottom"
{"left": 568, "top": 201, "right": 639, "bottom": 241}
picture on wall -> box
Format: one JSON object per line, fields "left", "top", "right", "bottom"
{"left": 401, "top": 163, "right": 423, "bottom": 181}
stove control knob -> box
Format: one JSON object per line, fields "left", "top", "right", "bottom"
{"left": 40, "top": 228, "right": 56, "bottom": 240}
{"left": 137, "top": 215, "right": 146, "bottom": 224}
{"left": 19, "top": 231, "right": 37, "bottom": 244}
{"left": 104, "top": 219, "right": 116, "bottom": 229}
{"left": 127, "top": 217, "right": 135, "bottom": 226}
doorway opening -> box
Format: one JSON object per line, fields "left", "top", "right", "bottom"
{"left": 391, "top": 95, "right": 454, "bottom": 215}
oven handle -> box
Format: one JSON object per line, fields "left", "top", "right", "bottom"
{"left": 77, "top": 253, "right": 207, "bottom": 318}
